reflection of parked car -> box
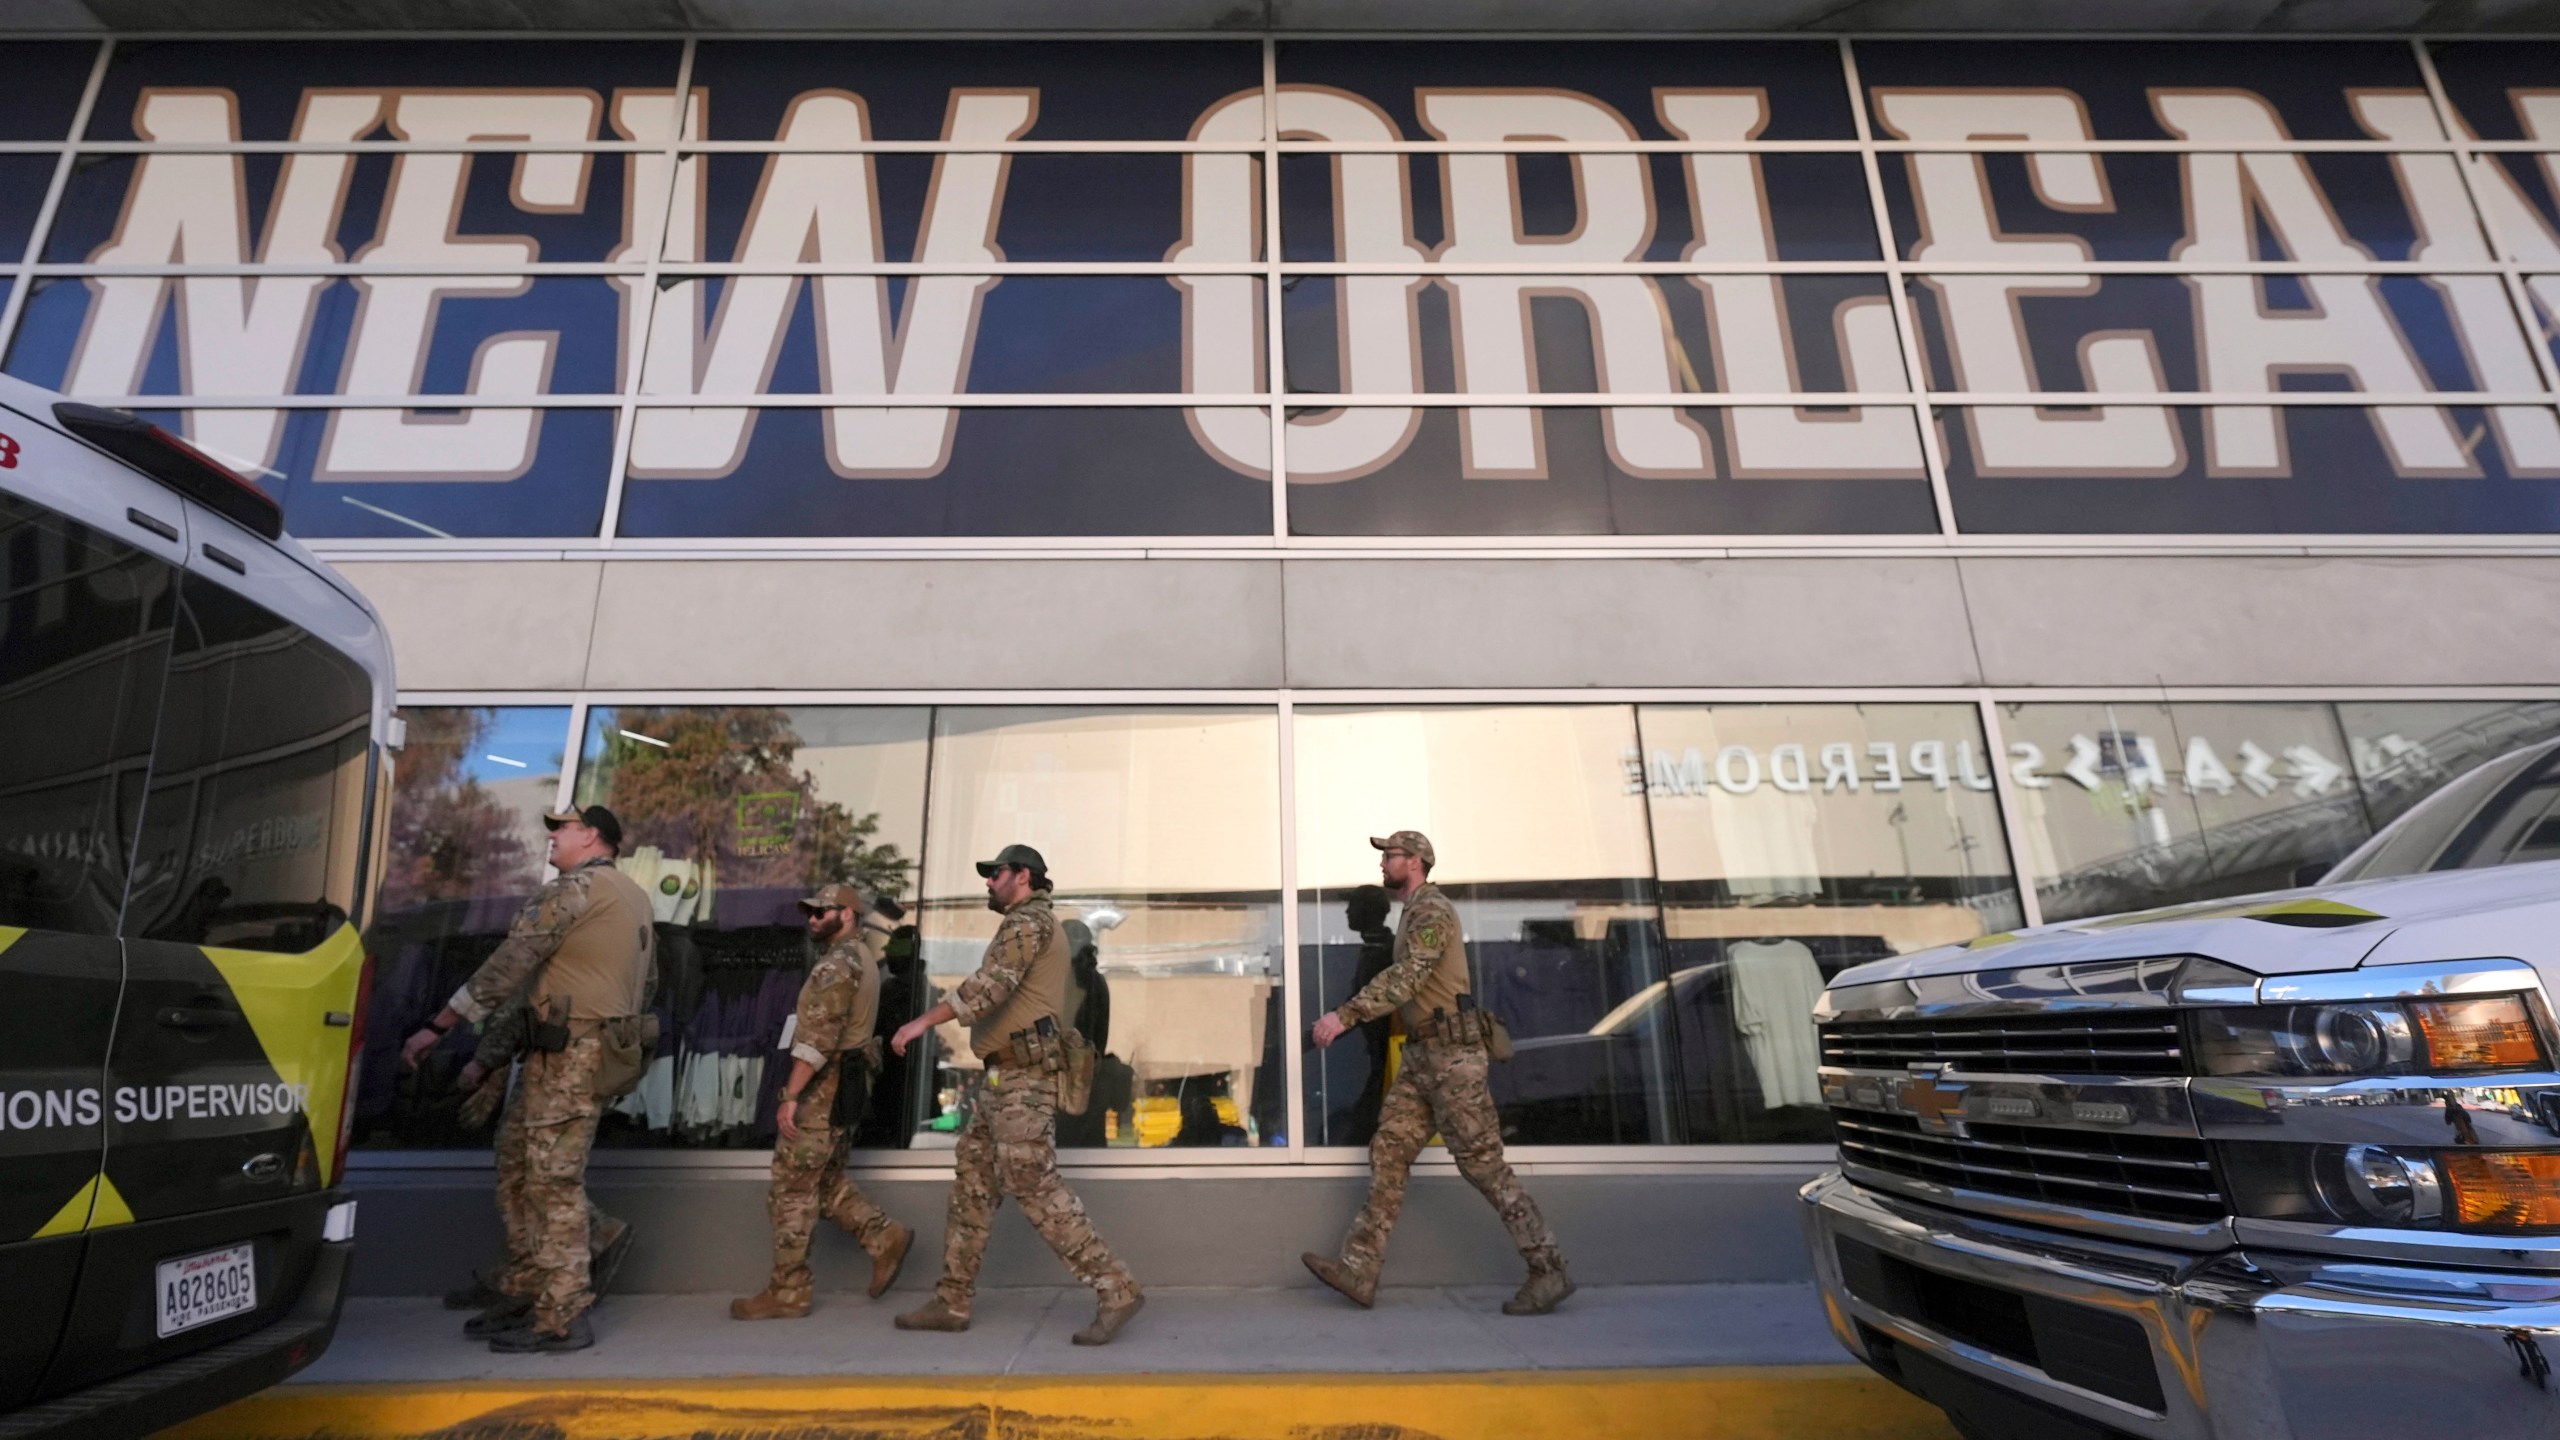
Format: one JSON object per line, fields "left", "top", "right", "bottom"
{"left": 1492, "top": 931, "right": 1879, "bottom": 1146}
{"left": 1803, "top": 744, "right": 2560, "bottom": 1440}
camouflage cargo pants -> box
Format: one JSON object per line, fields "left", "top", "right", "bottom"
{"left": 490, "top": 1035, "right": 606, "bottom": 1333}
{"left": 933, "top": 1069, "right": 1136, "bottom": 1316}
{"left": 1341, "top": 1039, "right": 1562, "bottom": 1281}
{"left": 494, "top": 1128, "right": 618, "bottom": 1285}
{"left": 766, "top": 1098, "right": 900, "bottom": 1302}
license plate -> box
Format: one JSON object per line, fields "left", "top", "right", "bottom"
{"left": 155, "top": 1243, "right": 257, "bottom": 1339}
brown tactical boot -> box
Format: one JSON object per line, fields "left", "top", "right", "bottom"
{"left": 866, "top": 1223, "right": 913, "bottom": 1299}
{"left": 1502, "top": 1263, "right": 1575, "bottom": 1316}
{"left": 1072, "top": 1289, "right": 1145, "bottom": 1346}
{"left": 729, "top": 1284, "right": 811, "bottom": 1320}
{"left": 894, "top": 1296, "right": 971, "bottom": 1332}
{"left": 1302, "top": 1252, "right": 1376, "bottom": 1309}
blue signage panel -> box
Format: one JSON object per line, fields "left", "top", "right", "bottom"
{"left": 132, "top": 405, "right": 616, "bottom": 540}
{"left": 0, "top": 37, "right": 2548, "bottom": 539}
{"left": 0, "top": 42, "right": 98, "bottom": 142}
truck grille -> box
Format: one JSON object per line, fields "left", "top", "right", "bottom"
{"left": 1832, "top": 1109, "right": 2227, "bottom": 1224}
{"left": 1820, "top": 1013, "right": 2186, "bottom": 1076}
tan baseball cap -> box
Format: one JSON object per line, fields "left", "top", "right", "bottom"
{"left": 798, "top": 882, "right": 865, "bottom": 913}
{"left": 1370, "top": 830, "right": 1435, "bottom": 867}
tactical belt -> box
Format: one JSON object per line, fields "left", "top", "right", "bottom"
{"left": 1407, "top": 1008, "right": 1493, "bottom": 1047}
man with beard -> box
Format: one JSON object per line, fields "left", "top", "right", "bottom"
{"left": 1304, "top": 831, "right": 1572, "bottom": 1316}
{"left": 732, "top": 883, "right": 913, "bottom": 1318}
{"left": 889, "top": 845, "right": 1144, "bottom": 1345}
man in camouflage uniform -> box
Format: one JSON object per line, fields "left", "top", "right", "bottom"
{"left": 400, "top": 805, "right": 656, "bottom": 1353}
{"left": 1306, "top": 831, "right": 1573, "bottom": 1316}
{"left": 888, "top": 844, "right": 1144, "bottom": 1346}
{"left": 732, "top": 882, "right": 913, "bottom": 1318}
{"left": 438, "top": 1003, "right": 632, "bottom": 1313}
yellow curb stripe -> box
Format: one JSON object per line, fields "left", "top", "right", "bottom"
{"left": 164, "top": 1367, "right": 1956, "bottom": 1440}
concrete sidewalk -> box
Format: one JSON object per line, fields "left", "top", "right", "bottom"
{"left": 161, "top": 1285, "right": 1958, "bottom": 1440}
{"left": 295, "top": 1281, "right": 1846, "bottom": 1381}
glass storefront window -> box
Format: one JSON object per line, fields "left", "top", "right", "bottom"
{"left": 1635, "top": 704, "right": 2023, "bottom": 1143}
{"left": 354, "top": 706, "right": 569, "bottom": 1149}
{"left": 2336, "top": 701, "right": 2560, "bottom": 832}
{"left": 918, "top": 707, "right": 1284, "bottom": 1150}
{"left": 2001, "top": 701, "right": 2371, "bottom": 925}
{"left": 1293, "top": 706, "right": 1670, "bottom": 1147}
{"left": 572, "top": 706, "right": 930, "bottom": 1150}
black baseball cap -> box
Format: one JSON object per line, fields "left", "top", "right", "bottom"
{"left": 543, "top": 804, "right": 623, "bottom": 852}
{"left": 974, "top": 842, "right": 1048, "bottom": 877}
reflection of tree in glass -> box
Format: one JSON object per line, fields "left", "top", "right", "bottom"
{"left": 377, "top": 708, "right": 539, "bottom": 915}
{"left": 590, "top": 707, "right": 907, "bottom": 899}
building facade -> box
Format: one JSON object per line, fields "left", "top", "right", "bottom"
{"left": 8, "top": 20, "right": 2560, "bottom": 1291}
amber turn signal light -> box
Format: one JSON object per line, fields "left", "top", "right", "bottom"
{"left": 2412, "top": 996, "right": 2548, "bottom": 1071}
{"left": 2441, "top": 1151, "right": 2560, "bottom": 1230}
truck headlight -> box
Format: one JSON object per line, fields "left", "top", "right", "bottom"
{"left": 2193, "top": 995, "right": 2547, "bottom": 1077}
{"left": 2320, "top": 1144, "right": 2444, "bottom": 1225}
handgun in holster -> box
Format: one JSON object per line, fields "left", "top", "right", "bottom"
{"left": 524, "top": 998, "right": 572, "bottom": 1054}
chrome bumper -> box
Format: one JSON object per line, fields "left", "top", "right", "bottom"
{"left": 1802, "top": 1169, "right": 2560, "bottom": 1440}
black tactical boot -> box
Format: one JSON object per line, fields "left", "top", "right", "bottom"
{"left": 489, "top": 1313, "right": 595, "bottom": 1353}
{"left": 461, "top": 1295, "right": 533, "bottom": 1338}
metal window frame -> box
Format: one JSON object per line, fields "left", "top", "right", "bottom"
{"left": 2, "top": 33, "right": 2558, "bottom": 549}
{"left": 362, "top": 684, "right": 2560, "bottom": 1172}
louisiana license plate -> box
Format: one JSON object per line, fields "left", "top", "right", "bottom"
{"left": 156, "top": 1243, "right": 257, "bottom": 1338}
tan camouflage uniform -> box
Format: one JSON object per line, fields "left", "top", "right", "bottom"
{"left": 467, "top": 1005, "right": 620, "bottom": 1272}
{"left": 931, "top": 893, "right": 1137, "bottom": 1317}
{"left": 764, "top": 918, "right": 901, "bottom": 1303}
{"left": 1332, "top": 881, "right": 1562, "bottom": 1284}
{"left": 448, "top": 855, "right": 655, "bottom": 1335}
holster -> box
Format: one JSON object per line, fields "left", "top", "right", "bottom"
{"left": 523, "top": 1000, "right": 572, "bottom": 1055}
{"left": 828, "top": 1048, "right": 874, "bottom": 1131}
{"left": 591, "top": 1012, "right": 660, "bottom": 1101}
{"left": 1057, "top": 1027, "right": 1096, "bottom": 1116}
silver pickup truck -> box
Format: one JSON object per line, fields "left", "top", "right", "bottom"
{"left": 1804, "top": 738, "right": 2560, "bottom": 1440}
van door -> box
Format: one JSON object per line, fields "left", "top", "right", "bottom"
{"left": 43, "top": 568, "right": 376, "bottom": 1393}
{"left": 0, "top": 489, "right": 178, "bottom": 1408}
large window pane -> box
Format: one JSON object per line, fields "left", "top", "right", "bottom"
{"left": 0, "top": 492, "right": 177, "bottom": 936}
{"left": 919, "top": 707, "right": 1282, "bottom": 1150}
{"left": 573, "top": 706, "right": 930, "bottom": 1150}
{"left": 126, "top": 574, "right": 375, "bottom": 955}
{"left": 1294, "top": 706, "right": 1672, "bottom": 1146}
{"left": 1637, "top": 704, "right": 2023, "bottom": 1144}
{"left": 2002, "top": 702, "right": 2370, "bottom": 924}
{"left": 2337, "top": 701, "right": 2560, "bottom": 831}
{"left": 354, "top": 706, "right": 569, "bottom": 1150}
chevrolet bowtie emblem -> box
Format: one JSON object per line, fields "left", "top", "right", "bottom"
{"left": 1896, "top": 1074, "right": 1970, "bottom": 1135}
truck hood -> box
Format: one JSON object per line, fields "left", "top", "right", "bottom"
{"left": 1832, "top": 860, "right": 2560, "bottom": 989}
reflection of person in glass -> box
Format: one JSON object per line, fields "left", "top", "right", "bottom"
{"left": 887, "top": 845, "right": 1145, "bottom": 1345}
{"left": 1055, "top": 918, "right": 1117, "bottom": 1148}
{"left": 1170, "top": 1084, "right": 1248, "bottom": 1146}
{"left": 1336, "top": 884, "right": 1397, "bottom": 1144}
{"left": 1306, "top": 831, "right": 1573, "bottom": 1315}
{"left": 731, "top": 883, "right": 913, "bottom": 1320}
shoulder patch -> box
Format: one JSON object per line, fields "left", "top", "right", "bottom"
{"left": 1413, "top": 921, "right": 1448, "bottom": 952}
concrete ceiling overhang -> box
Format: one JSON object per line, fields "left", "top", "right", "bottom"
{"left": 16, "top": 0, "right": 2560, "bottom": 33}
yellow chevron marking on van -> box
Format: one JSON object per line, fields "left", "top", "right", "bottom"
{"left": 32, "top": 1173, "right": 135, "bottom": 1238}
{"left": 0, "top": 925, "right": 24, "bottom": 956}
{"left": 201, "top": 925, "right": 366, "bottom": 1185}
{"left": 161, "top": 1368, "right": 1956, "bottom": 1440}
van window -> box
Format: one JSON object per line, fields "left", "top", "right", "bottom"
{"left": 124, "top": 572, "right": 374, "bottom": 954}
{"left": 0, "top": 490, "right": 178, "bottom": 935}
